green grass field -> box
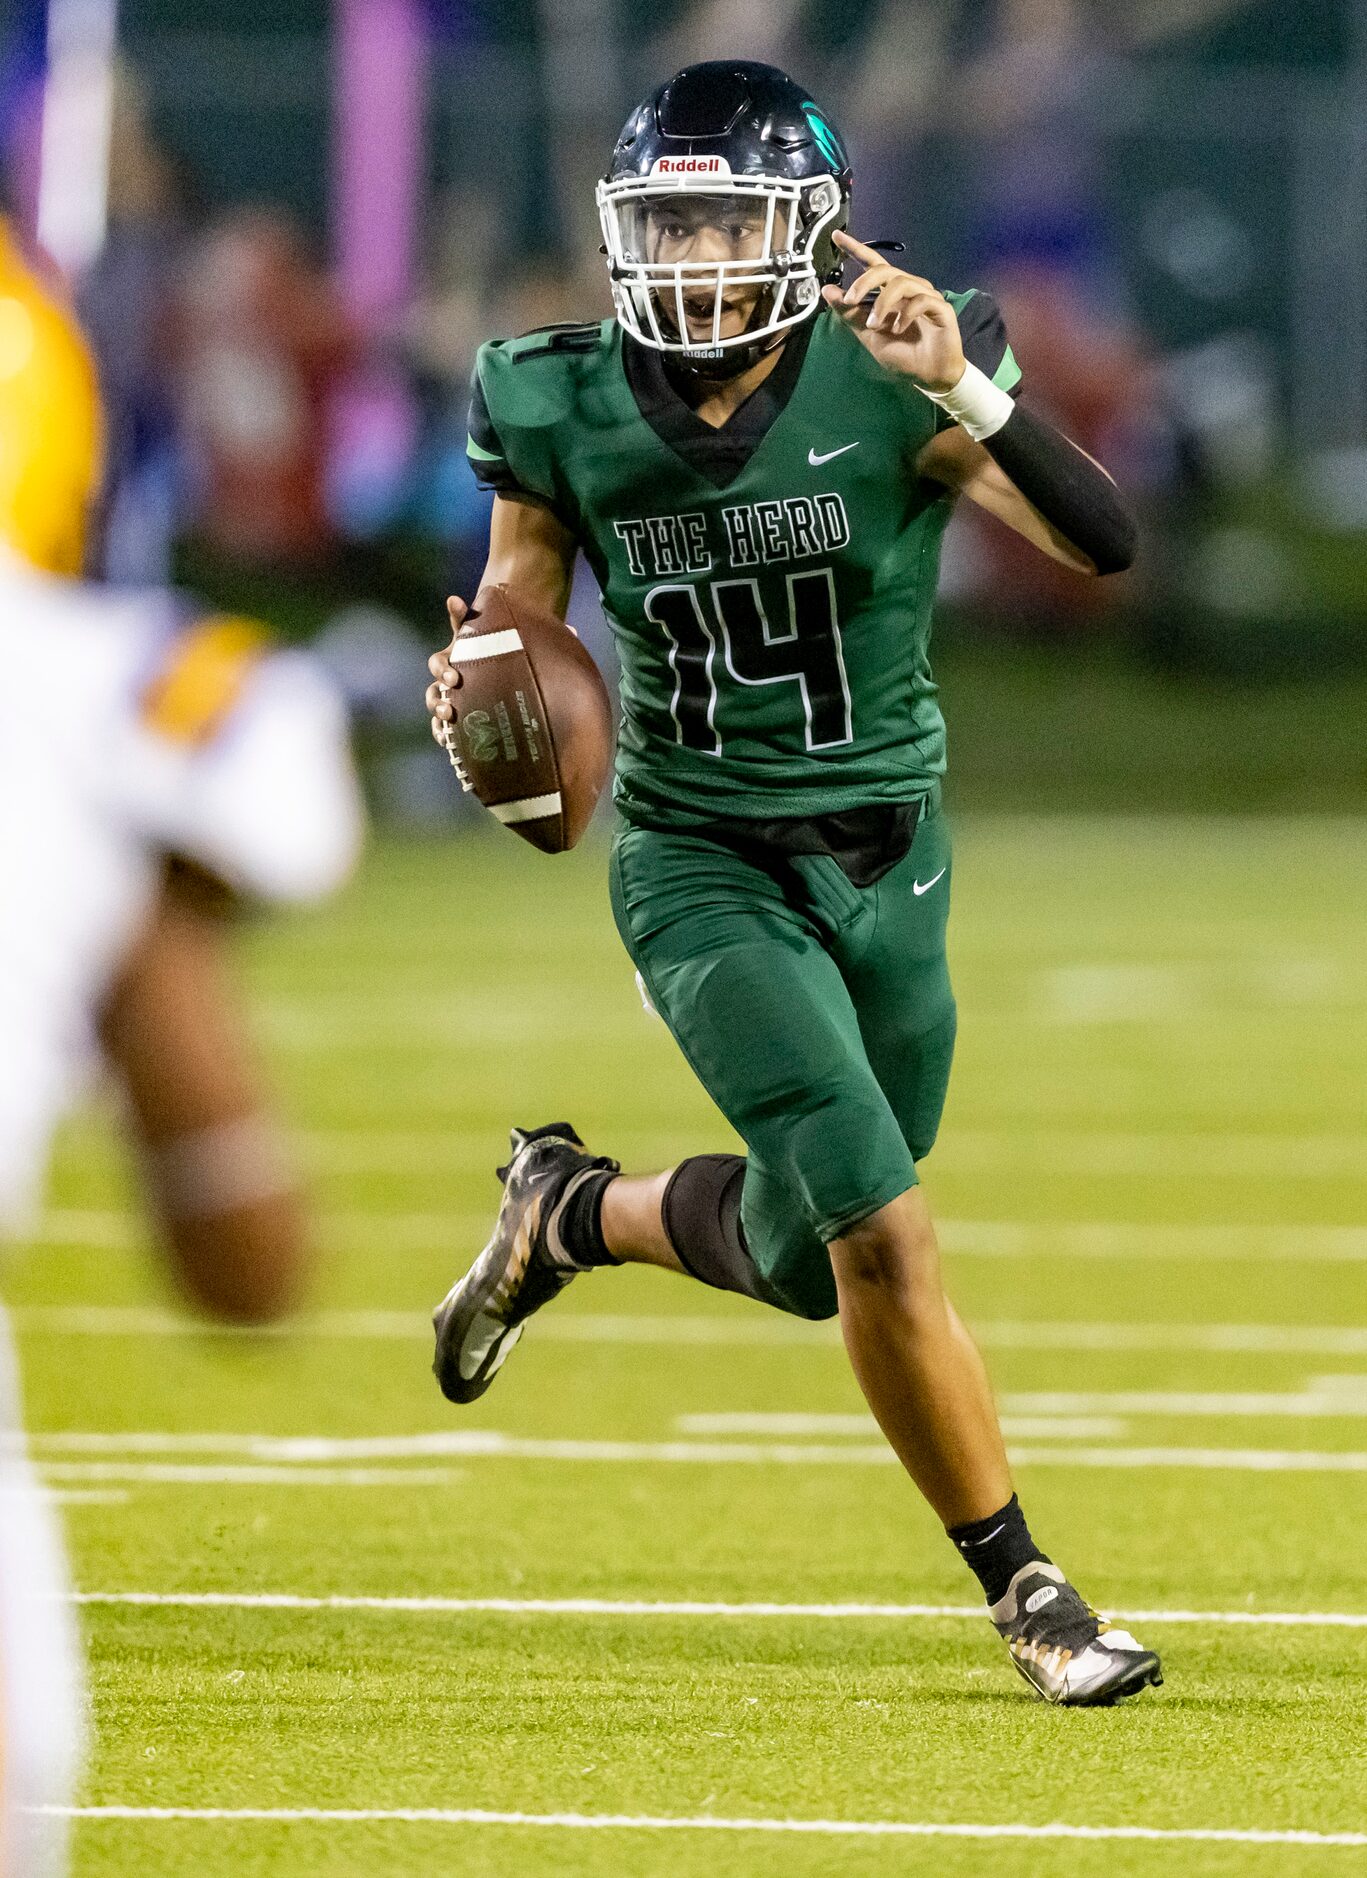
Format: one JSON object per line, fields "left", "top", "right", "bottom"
{"left": 8, "top": 817, "right": 1367, "bottom": 1876}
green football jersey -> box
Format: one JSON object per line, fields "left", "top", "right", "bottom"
{"left": 467, "top": 298, "right": 1020, "bottom": 827}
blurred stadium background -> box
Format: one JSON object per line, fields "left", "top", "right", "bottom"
{"left": 4, "top": 0, "right": 1367, "bottom": 813}
{"left": 3, "top": 4, "right": 1367, "bottom": 1875}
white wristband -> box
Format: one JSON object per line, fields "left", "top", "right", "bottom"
{"left": 919, "top": 360, "right": 1015, "bottom": 443}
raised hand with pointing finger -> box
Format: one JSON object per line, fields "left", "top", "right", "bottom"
{"left": 821, "top": 228, "right": 968, "bottom": 393}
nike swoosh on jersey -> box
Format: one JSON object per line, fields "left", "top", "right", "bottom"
{"left": 913, "top": 867, "right": 947, "bottom": 896}
{"left": 808, "top": 442, "right": 860, "bottom": 466}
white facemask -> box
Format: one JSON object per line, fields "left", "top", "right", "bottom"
{"left": 597, "top": 160, "right": 843, "bottom": 361}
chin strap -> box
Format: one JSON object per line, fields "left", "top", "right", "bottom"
{"left": 673, "top": 298, "right": 814, "bottom": 382}
{"left": 675, "top": 332, "right": 784, "bottom": 382}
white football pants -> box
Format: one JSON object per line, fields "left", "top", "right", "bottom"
{"left": 0, "top": 1309, "right": 84, "bottom": 1876}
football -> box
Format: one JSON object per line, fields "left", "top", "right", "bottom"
{"left": 442, "top": 584, "right": 614, "bottom": 852}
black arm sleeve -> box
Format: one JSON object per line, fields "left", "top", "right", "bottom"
{"left": 982, "top": 404, "right": 1138, "bottom": 575}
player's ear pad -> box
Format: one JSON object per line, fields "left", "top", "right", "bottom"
{"left": 661, "top": 1154, "right": 781, "bottom": 1308}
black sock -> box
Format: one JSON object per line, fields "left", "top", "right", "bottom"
{"left": 553, "top": 1168, "right": 621, "bottom": 1268}
{"left": 947, "top": 1495, "right": 1048, "bottom": 1606}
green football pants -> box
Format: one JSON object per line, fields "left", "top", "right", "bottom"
{"left": 608, "top": 799, "right": 956, "bottom": 1320}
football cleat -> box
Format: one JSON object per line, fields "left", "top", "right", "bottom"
{"left": 990, "top": 1562, "right": 1163, "bottom": 1707}
{"left": 432, "top": 1123, "right": 619, "bottom": 1406}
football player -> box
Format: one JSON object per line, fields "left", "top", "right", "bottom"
{"left": 427, "top": 63, "right": 1159, "bottom": 1706}
{"left": 0, "top": 214, "right": 366, "bottom": 1318}
{"left": 0, "top": 218, "right": 364, "bottom": 1871}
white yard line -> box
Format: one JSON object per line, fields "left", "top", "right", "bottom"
{"left": 942, "top": 1221, "right": 1367, "bottom": 1262}
{"left": 941, "top": 1130, "right": 1367, "bottom": 1181}
{"left": 1008, "top": 1447, "right": 1367, "bottom": 1472}
{"left": 29, "top": 1422, "right": 1129, "bottom": 1456}
{"left": 296, "top": 1129, "right": 731, "bottom": 1175}
{"left": 29, "top": 1210, "right": 479, "bottom": 1254}
{"left": 16, "top": 1306, "right": 442, "bottom": 1341}
{"left": 1033, "top": 951, "right": 1366, "bottom": 1006}
{"left": 981, "top": 1322, "right": 1367, "bottom": 1356}
{"left": 38, "top": 1463, "right": 462, "bottom": 1487}
{"left": 644, "top": 1410, "right": 1065, "bottom": 1440}
{"left": 254, "top": 1008, "right": 651, "bottom": 1051}
{"left": 34, "top": 1433, "right": 491, "bottom": 1458}
{"left": 31, "top": 1210, "right": 1367, "bottom": 1261}
{"left": 680, "top": 1391, "right": 1367, "bottom": 1433}
{"left": 289, "top": 1126, "right": 1367, "bottom": 1181}
{"left": 14, "top": 1306, "right": 1367, "bottom": 1357}
{"left": 31, "top": 1434, "right": 1367, "bottom": 1475}
{"left": 0, "top": 1486, "right": 128, "bottom": 1505}
{"left": 1005, "top": 1389, "right": 1367, "bottom": 1418}
{"left": 30, "top": 1805, "right": 1367, "bottom": 1846}
{"left": 673, "top": 1414, "right": 1131, "bottom": 1439}
{"left": 69, "top": 1590, "right": 1367, "bottom": 1629}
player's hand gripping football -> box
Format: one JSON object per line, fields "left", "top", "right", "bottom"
{"left": 822, "top": 229, "right": 966, "bottom": 393}
{"left": 427, "top": 596, "right": 470, "bottom": 786}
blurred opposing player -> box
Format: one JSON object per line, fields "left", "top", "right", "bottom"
{"left": 428, "top": 63, "right": 1161, "bottom": 1707}
{"left": 0, "top": 217, "right": 364, "bottom": 1870}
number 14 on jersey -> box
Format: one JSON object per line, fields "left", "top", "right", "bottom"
{"left": 646, "top": 572, "right": 853, "bottom": 756}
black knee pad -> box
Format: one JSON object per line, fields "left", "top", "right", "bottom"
{"left": 661, "top": 1154, "right": 777, "bottom": 1308}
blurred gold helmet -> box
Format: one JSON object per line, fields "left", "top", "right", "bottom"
{"left": 0, "top": 217, "right": 103, "bottom": 576}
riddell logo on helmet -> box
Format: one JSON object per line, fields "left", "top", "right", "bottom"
{"left": 650, "top": 155, "right": 732, "bottom": 177}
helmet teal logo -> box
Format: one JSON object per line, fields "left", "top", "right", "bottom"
{"left": 801, "top": 103, "right": 843, "bottom": 168}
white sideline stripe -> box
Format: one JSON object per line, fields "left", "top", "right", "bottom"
{"left": 29, "top": 1429, "right": 1123, "bottom": 1459}
{"left": 489, "top": 792, "right": 561, "bottom": 826}
{"left": 31, "top": 1435, "right": 1367, "bottom": 1474}
{"left": 39, "top": 1464, "right": 462, "bottom": 1488}
{"left": 30, "top": 1805, "right": 1367, "bottom": 1846}
{"left": 15, "top": 1306, "right": 1367, "bottom": 1358}
{"left": 445, "top": 628, "right": 522, "bottom": 662}
{"left": 69, "top": 1591, "right": 1367, "bottom": 1629}
{"left": 31, "top": 1209, "right": 1367, "bottom": 1262}
{"left": 33, "top": 1434, "right": 494, "bottom": 1458}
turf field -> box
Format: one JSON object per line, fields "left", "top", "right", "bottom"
{"left": 9, "top": 816, "right": 1367, "bottom": 1877}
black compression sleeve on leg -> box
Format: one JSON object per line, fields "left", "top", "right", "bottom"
{"left": 981, "top": 404, "right": 1138, "bottom": 575}
{"left": 661, "top": 1154, "right": 775, "bottom": 1305}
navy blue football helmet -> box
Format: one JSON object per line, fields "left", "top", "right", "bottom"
{"left": 598, "top": 61, "right": 852, "bottom": 374}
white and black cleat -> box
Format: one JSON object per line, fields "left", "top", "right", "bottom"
{"left": 432, "top": 1123, "right": 619, "bottom": 1406}
{"left": 990, "top": 1562, "right": 1163, "bottom": 1707}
